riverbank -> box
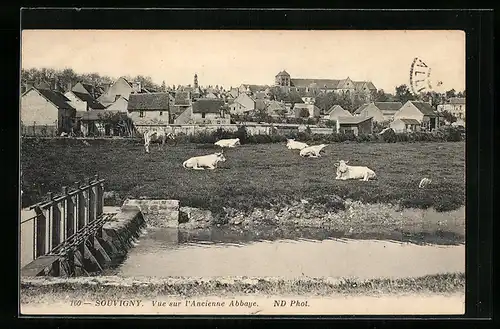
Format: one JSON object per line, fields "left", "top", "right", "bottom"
{"left": 20, "top": 273, "right": 465, "bottom": 303}
{"left": 179, "top": 203, "right": 465, "bottom": 245}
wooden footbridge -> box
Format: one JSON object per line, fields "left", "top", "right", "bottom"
{"left": 20, "top": 175, "right": 118, "bottom": 277}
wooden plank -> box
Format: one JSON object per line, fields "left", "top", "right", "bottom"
{"left": 83, "top": 242, "right": 103, "bottom": 272}
{"left": 93, "top": 236, "right": 112, "bottom": 262}
{"left": 21, "top": 255, "right": 60, "bottom": 277}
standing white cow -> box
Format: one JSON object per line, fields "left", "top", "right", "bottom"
{"left": 286, "top": 139, "right": 309, "bottom": 150}
{"left": 334, "top": 160, "right": 377, "bottom": 181}
{"left": 182, "top": 152, "right": 227, "bottom": 170}
{"left": 215, "top": 138, "right": 240, "bottom": 148}
{"left": 144, "top": 129, "right": 175, "bottom": 153}
{"left": 299, "top": 144, "right": 328, "bottom": 158}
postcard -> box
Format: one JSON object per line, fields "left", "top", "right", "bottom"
{"left": 19, "top": 29, "right": 466, "bottom": 316}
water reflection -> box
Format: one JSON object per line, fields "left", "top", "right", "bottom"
{"left": 112, "top": 226, "right": 465, "bottom": 279}
{"left": 175, "top": 226, "right": 464, "bottom": 247}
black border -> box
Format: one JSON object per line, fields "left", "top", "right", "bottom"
{"left": 7, "top": 7, "right": 495, "bottom": 328}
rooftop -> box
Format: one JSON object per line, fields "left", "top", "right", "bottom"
{"left": 410, "top": 101, "right": 438, "bottom": 116}
{"left": 337, "top": 116, "right": 373, "bottom": 125}
{"left": 127, "top": 93, "right": 170, "bottom": 111}
{"left": 35, "top": 88, "right": 74, "bottom": 110}
{"left": 71, "top": 91, "right": 106, "bottom": 109}
{"left": 398, "top": 118, "right": 421, "bottom": 125}
{"left": 192, "top": 98, "right": 225, "bottom": 113}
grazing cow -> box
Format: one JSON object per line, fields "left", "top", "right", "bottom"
{"left": 182, "top": 152, "right": 227, "bottom": 170}
{"left": 286, "top": 139, "right": 309, "bottom": 150}
{"left": 419, "top": 178, "right": 432, "bottom": 188}
{"left": 334, "top": 160, "right": 376, "bottom": 181}
{"left": 378, "top": 127, "right": 394, "bottom": 135}
{"left": 299, "top": 144, "right": 328, "bottom": 158}
{"left": 215, "top": 138, "right": 240, "bottom": 148}
{"left": 144, "top": 129, "right": 175, "bottom": 153}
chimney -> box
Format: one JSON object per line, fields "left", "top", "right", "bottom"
{"left": 101, "top": 83, "right": 110, "bottom": 93}
{"left": 132, "top": 81, "right": 141, "bottom": 93}
{"left": 67, "top": 82, "right": 73, "bottom": 92}
{"left": 26, "top": 80, "right": 35, "bottom": 91}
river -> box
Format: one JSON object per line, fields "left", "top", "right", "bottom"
{"left": 111, "top": 227, "right": 465, "bottom": 279}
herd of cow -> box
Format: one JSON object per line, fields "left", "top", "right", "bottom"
{"left": 143, "top": 129, "right": 380, "bottom": 182}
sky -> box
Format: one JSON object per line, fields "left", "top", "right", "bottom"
{"left": 21, "top": 30, "right": 465, "bottom": 93}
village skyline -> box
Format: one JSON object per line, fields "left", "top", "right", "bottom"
{"left": 21, "top": 30, "right": 465, "bottom": 93}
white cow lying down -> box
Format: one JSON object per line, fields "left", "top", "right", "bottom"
{"left": 286, "top": 139, "right": 309, "bottom": 150}
{"left": 183, "top": 152, "right": 227, "bottom": 170}
{"left": 215, "top": 138, "right": 240, "bottom": 148}
{"left": 299, "top": 144, "right": 328, "bottom": 158}
{"left": 334, "top": 160, "right": 376, "bottom": 181}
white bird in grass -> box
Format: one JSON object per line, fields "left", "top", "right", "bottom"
{"left": 419, "top": 178, "right": 432, "bottom": 188}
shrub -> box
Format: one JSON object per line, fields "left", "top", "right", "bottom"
{"left": 235, "top": 125, "right": 249, "bottom": 144}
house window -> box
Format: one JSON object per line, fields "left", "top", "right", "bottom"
{"left": 139, "top": 111, "right": 144, "bottom": 118}
{"left": 201, "top": 112, "right": 206, "bottom": 119}
{"left": 159, "top": 111, "right": 163, "bottom": 116}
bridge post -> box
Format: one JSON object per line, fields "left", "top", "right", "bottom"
{"left": 45, "top": 192, "right": 53, "bottom": 254}
{"left": 75, "top": 181, "right": 84, "bottom": 231}
{"left": 65, "top": 186, "right": 76, "bottom": 239}
{"left": 87, "top": 178, "right": 95, "bottom": 224}
{"left": 34, "top": 207, "right": 47, "bottom": 258}
{"left": 83, "top": 180, "right": 90, "bottom": 230}
{"left": 59, "top": 187, "right": 67, "bottom": 248}
{"left": 96, "top": 174, "right": 104, "bottom": 218}
{"left": 51, "top": 192, "right": 61, "bottom": 251}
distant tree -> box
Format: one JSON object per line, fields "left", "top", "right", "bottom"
{"left": 269, "top": 86, "right": 287, "bottom": 101}
{"left": 161, "top": 80, "right": 166, "bottom": 92}
{"left": 324, "top": 120, "right": 336, "bottom": 128}
{"left": 298, "top": 108, "right": 310, "bottom": 118}
{"left": 445, "top": 89, "right": 457, "bottom": 99}
{"left": 253, "top": 108, "right": 272, "bottom": 123}
{"left": 371, "top": 89, "right": 389, "bottom": 102}
{"left": 420, "top": 91, "right": 445, "bottom": 108}
{"left": 314, "top": 92, "right": 339, "bottom": 112}
{"left": 394, "top": 84, "right": 416, "bottom": 104}
{"left": 441, "top": 110, "right": 457, "bottom": 124}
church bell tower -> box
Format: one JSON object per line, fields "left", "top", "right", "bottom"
{"left": 194, "top": 73, "right": 199, "bottom": 89}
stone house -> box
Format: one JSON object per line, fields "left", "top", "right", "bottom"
{"left": 127, "top": 92, "right": 171, "bottom": 125}
{"left": 437, "top": 97, "right": 466, "bottom": 120}
{"left": 354, "top": 102, "right": 403, "bottom": 123}
{"left": 191, "top": 98, "right": 230, "bottom": 124}
{"left": 64, "top": 90, "right": 106, "bottom": 112}
{"left": 336, "top": 116, "right": 373, "bottom": 136}
{"left": 293, "top": 103, "right": 321, "bottom": 118}
{"left": 229, "top": 93, "right": 256, "bottom": 115}
{"left": 390, "top": 118, "right": 421, "bottom": 133}
{"left": 394, "top": 101, "right": 441, "bottom": 131}
{"left": 325, "top": 105, "right": 352, "bottom": 121}
{"left": 21, "top": 87, "right": 76, "bottom": 135}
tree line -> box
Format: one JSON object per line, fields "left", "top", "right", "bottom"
{"left": 21, "top": 67, "right": 165, "bottom": 93}
{"left": 267, "top": 84, "right": 465, "bottom": 115}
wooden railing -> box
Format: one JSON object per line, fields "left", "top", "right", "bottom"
{"left": 20, "top": 175, "right": 105, "bottom": 260}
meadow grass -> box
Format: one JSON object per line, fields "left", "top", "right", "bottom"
{"left": 21, "top": 138, "right": 465, "bottom": 215}
{"left": 20, "top": 273, "right": 465, "bottom": 301}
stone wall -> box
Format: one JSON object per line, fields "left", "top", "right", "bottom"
{"left": 121, "top": 199, "right": 180, "bottom": 228}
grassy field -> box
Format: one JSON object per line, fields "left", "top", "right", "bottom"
{"left": 21, "top": 138, "right": 465, "bottom": 215}
{"left": 20, "top": 273, "right": 465, "bottom": 301}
